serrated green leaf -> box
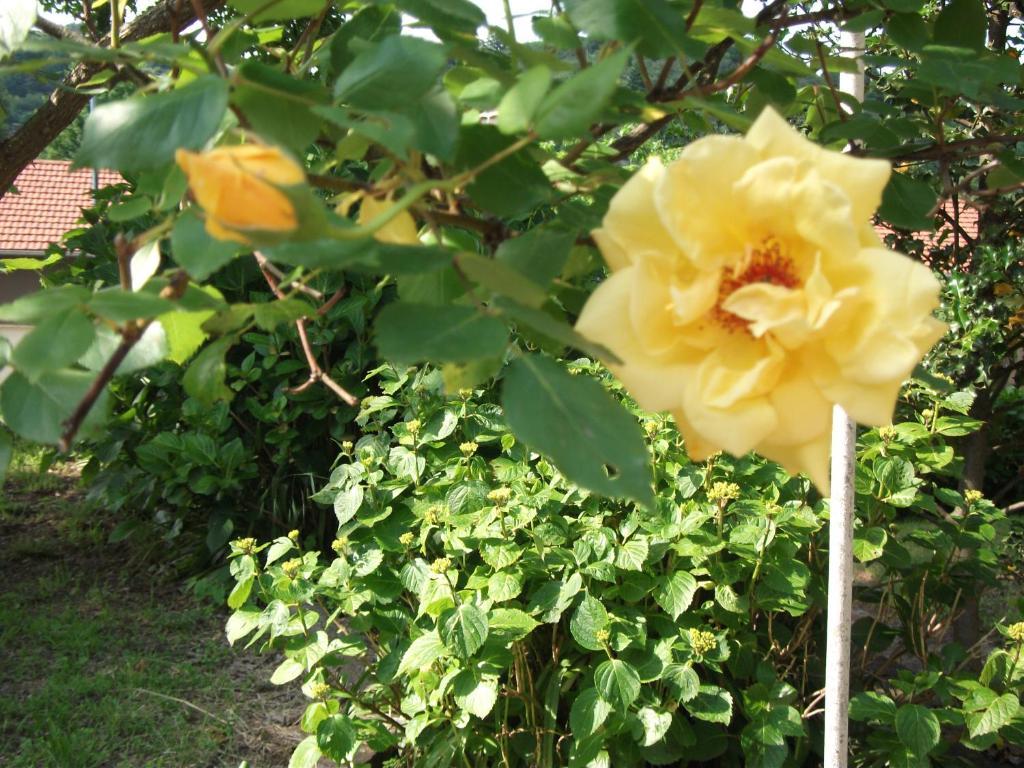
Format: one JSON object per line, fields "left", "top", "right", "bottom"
{"left": 0, "top": 0, "right": 36, "bottom": 61}
{"left": 183, "top": 336, "right": 234, "bottom": 406}
{"left": 895, "top": 704, "right": 941, "bottom": 756}
{"left": 655, "top": 570, "right": 698, "bottom": 619}
{"left": 570, "top": 688, "right": 613, "bottom": 736}
{"left": 171, "top": 209, "right": 244, "bottom": 281}
{"left": 77, "top": 76, "right": 229, "bottom": 171}
{"left": 849, "top": 691, "right": 896, "bottom": 722}
{"left": 565, "top": 0, "right": 687, "bottom": 58}
{"left": 967, "top": 692, "right": 1019, "bottom": 738}
{"left": 440, "top": 603, "right": 489, "bottom": 659}
{"left": 594, "top": 658, "right": 641, "bottom": 709}
{"left": 398, "top": 630, "right": 446, "bottom": 676}
{"left": 497, "top": 66, "right": 552, "bottom": 135}
{"left": 335, "top": 35, "right": 445, "bottom": 111}
{"left": 535, "top": 47, "right": 630, "bottom": 139}
{"left": 570, "top": 593, "right": 609, "bottom": 651}
{"left": 317, "top": 714, "right": 357, "bottom": 762}
{"left": 686, "top": 685, "right": 733, "bottom": 724}
{"left": 0, "top": 369, "right": 110, "bottom": 445}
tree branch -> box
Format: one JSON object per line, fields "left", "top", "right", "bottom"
{"left": 59, "top": 270, "right": 189, "bottom": 451}
{"left": 34, "top": 17, "right": 91, "bottom": 45}
{"left": 1, "top": 0, "right": 226, "bottom": 199}
{"left": 254, "top": 252, "right": 358, "bottom": 407}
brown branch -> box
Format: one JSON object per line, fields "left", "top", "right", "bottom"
{"left": 59, "top": 270, "right": 189, "bottom": 451}
{"left": 115, "top": 234, "right": 132, "bottom": 290}
{"left": 317, "top": 287, "right": 346, "bottom": 317}
{"left": 815, "top": 41, "right": 846, "bottom": 121}
{"left": 937, "top": 206, "right": 976, "bottom": 250}
{"left": 650, "top": 56, "right": 676, "bottom": 98}
{"left": 33, "top": 17, "right": 91, "bottom": 45}
{"left": 686, "top": 27, "right": 780, "bottom": 98}
{"left": 254, "top": 252, "right": 358, "bottom": 407}
{"left": 881, "top": 134, "right": 1024, "bottom": 163}
{"left": 258, "top": 259, "right": 325, "bottom": 301}
{"left": 685, "top": 0, "right": 704, "bottom": 30}
{"left": 1, "top": 0, "right": 226, "bottom": 199}
{"left": 607, "top": 1, "right": 787, "bottom": 163}
{"left": 419, "top": 209, "right": 506, "bottom": 238}
{"left": 636, "top": 55, "right": 654, "bottom": 91}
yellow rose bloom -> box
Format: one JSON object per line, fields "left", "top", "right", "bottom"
{"left": 335, "top": 194, "right": 420, "bottom": 245}
{"left": 175, "top": 144, "right": 306, "bottom": 243}
{"left": 575, "top": 107, "right": 946, "bottom": 492}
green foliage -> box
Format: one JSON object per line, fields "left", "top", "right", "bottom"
{"left": 225, "top": 366, "right": 1022, "bottom": 766}
{"left": 2, "top": 1, "right": 1024, "bottom": 764}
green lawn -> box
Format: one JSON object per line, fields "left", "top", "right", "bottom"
{"left": 0, "top": 451, "right": 305, "bottom": 768}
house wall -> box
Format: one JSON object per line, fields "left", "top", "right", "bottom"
{"left": 0, "top": 269, "right": 41, "bottom": 304}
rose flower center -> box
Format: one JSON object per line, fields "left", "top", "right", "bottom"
{"left": 712, "top": 239, "right": 800, "bottom": 333}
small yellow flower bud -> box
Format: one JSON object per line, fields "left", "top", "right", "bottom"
{"left": 288, "top": 529, "right": 300, "bottom": 541}
{"left": 921, "top": 408, "right": 934, "bottom": 420}
{"left": 407, "top": 419, "right": 421, "bottom": 434}
{"left": 423, "top": 505, "right": 443, "bottom": 525}
{"left": 595, "top": 629, "right": 610, "bottom": 644}
{"left": 643, "top": 421, "right": 659, "bottom": 438}
{"left": 282, "top": 558, "right": 302, "bottom": 579}
{"left": 460, "top": 441, "right": 478, "bottom": 457}
{"left": 708, "top": 482, "right": 740, "bottom": 503}
{"left": 310, "top": 682, "right": 331, "bottom": 699}
{"left": 879, "top": 425, "right": 897, "bottom": 442}
{"left": 964, "top": 489, "right": 984, "bottom": 505}
{"left": 341, "top": 440, "right": 354, "bottom": 454}
{"left": 488, "top": 487, "right": 512, "bottom": 505}
{"left": 399, "top": 532, "right": 415, "bottom": 547}
{"left": 458, "top": 388, "right": 473, "bottom": 399}
{"left": 689, "top": 628, "right": 717, "bottom": 656}
{"left": 234, "top": 537, "right": 257, "bottom": 554}
{"left": 430, "top": 557, "right": 451, "bottom": 574}
{"left": 331, "top": 537, "right": 348, "bottom": 553}
{"left": 1008, "top": 622, "right": 1024, "bottom": 643}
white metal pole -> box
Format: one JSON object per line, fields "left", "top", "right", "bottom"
{"left": 822, "top": 30, "right": 864, "bottom": 768}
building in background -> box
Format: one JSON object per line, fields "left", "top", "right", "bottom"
{"left": 0, "top": 159, "right": 120, "bottom": 351}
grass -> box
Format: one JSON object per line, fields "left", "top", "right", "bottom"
{"left": 0, "top": 448, "right": 307, "bottom": 768}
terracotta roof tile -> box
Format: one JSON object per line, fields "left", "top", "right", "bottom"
{"left": 0, "top": 160, "right": 122, "bottom": 253}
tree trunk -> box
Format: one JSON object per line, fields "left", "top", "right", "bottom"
{"left": 0, "top": 0, "right": 225, "bottom": 198}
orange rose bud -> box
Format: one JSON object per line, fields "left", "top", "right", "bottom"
{"left": 175, "top": 144, "right": 306, "bottom": 244}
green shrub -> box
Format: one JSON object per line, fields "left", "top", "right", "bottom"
{"left": 227, "top": 365, "right": 1020, "bottom": 766}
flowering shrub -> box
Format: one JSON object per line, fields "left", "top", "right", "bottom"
{"left": 227, "top": 366, "right": 1024, "bottom": 767}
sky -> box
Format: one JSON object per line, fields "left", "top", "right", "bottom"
{"left": 41, "top": 0, "right": 548, "bottom": 37}
{"left": 41, "top": 0, "right": 770, "bottom": 43}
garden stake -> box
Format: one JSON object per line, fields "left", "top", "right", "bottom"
{"left": 823, "top": 30, "right": 865, "bottom": 768}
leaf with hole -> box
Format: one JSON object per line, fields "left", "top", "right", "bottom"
{"left": 502, "top": 354, "right": 655, "bottom": 508}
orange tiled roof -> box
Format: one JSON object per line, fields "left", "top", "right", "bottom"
{"left": 875, "top": 199, "right": 980, "bottom": 247}
{"left": 0, "top": 160, "right": 121, "bottom": 253}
